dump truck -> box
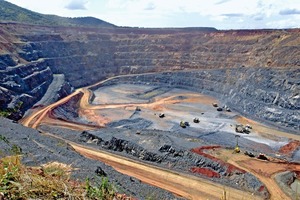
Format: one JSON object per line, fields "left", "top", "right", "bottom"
{"left": 135, "top": 106, "right": 141, "bottom": 111}
{"left": 217, "top": 107, "right": 223, "bottom": 111}
{"left": 159, "top": 113, "right": 165, "bottom": 118}
{"left": 235, "top": 124, "right": 250, "bottom": 134}
{"left": 212, "top": 103, "right": 218, "bottom": 107}
{"left": 193, "top": 118, "right": 200, "bottom": 123}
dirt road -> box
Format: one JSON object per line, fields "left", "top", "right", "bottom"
{"left": 213, "top": 149, "right": 299, "bottom": 200}
{"left": 70, "top": 141, "right": 261, "bottom": 200}
{"left": 21, "top": 73, "right": 296, "bottom": 200}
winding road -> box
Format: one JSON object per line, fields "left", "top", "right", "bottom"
{"left": 20, "top": 73, "right": 296, "bottom": 200}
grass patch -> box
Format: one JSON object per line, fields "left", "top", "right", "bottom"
{"left": 0, "top": 135, "right": 22, "bottom": 156}
{"left": 0, "top": 156, "right": 124, "bottom": 199}
{"left": 0, "top": 101, "right": 23, "bottom": 119}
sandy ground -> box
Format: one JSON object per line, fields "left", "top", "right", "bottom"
{"left": 82, "top": 84, "right": 293, "bottom": 151}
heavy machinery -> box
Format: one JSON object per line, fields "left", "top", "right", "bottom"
{"left": 217, "top": 107, "right": 223, "bottom": 111}
{"left": 180, "top": 121, "right": 190, "bottom": 128}
{"left": 159, "top": 113, "right": 165, "bottom": 118}
{"left": 235, "top": 124, "right": 251, "bottom": 134}
{"left": 223, "top": 105, "right": 231, "bottom": 112}
{"left": 180, "top": 121, "right": 186, "bottom": 128}
{"left": 234, "top": 135, "right": 240, "bottom": 153}
{"left": 193, "top": 117, "right": 200, "bottom": 123}
{"left": 135, "top": 106, "right": 141, "bottom": 111}
{"left": 212, "top": 103, "right": 218, "bottom": 107}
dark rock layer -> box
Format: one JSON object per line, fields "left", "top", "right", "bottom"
{"left": 0, "top": 23, "right": 299, "bottom": 130}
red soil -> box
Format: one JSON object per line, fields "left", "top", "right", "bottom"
{"left": 279, "top": 140, "right": 300, "bottom": 155}
{"left": 258, "top": 185, "right": 265, "bottom": 192}
{"left": 190, "top": 167, "right": 220, "bottom": 178}
{"left": 191, "top": 146, "right": 246, "bottom": 175}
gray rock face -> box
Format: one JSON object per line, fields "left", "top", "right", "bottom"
{"left": 79, "top": 131, "right": 269, "bottom": 198}
{"left": 102, "top": 68, "right": 300, "bottom": 132}
{"left": 0, "top": 60, "right": 54, "bottom": 112}
{"left": 0, "top": 23, "right": 299, "bottom": 131}
{"left": 0, "top": 54, "right": 16, "bottom": 67}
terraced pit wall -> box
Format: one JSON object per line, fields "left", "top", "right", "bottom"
{"left": 92, "top": 68, "right": 299, "bottom": 132}
{"left": 0, "top": 23, "right": 299, "bottom": 129}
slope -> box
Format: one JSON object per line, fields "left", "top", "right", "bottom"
{"left": 0, "top": 0, "right": 116, "bottom": 28}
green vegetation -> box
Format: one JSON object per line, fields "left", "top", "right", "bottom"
{"left": 85, "top": 178, "right": 115, "bottom": 199}
{"left": 0, "top": 135, "right": 121, "bottom": 199}
{"left": 0, "top": 1, "right": 116, "bottom": 28}
{"left": 0, "top": 101, "right": 22, "bottom": 118}
{"left": 0, "top": 135, "right": 22, "bottom": 155}
{"left": 0, "top": 156, "right": 82, "bottom": 199}
{"left": 0, "top": 156, "right": 122, "bottom": 199}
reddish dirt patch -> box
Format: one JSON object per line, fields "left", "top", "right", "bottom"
{"left": 191, "top": 146, "right": 246, "bottom": 175}
{"left": 239, "top": 159, "right": 300, "bottom": 178}
{"left": 190, "top": 167, "right": 221, "bottom": 178}
{"left": 191, "top": 145, "right": 221, "bottom": 161}
{"left": 279, "top": 140, "right": 300, "bottom": 155}
{"left": 258, "top": 185, "right": 265, "bottom": 192}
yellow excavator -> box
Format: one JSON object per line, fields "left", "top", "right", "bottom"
{"left": 234, "top": 135, "right": 240, "bottom": 153}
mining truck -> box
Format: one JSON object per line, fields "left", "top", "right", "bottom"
{"left": 159, "top": 113, "right": 165, "bottom": 118}
{"left": 217, "top": 107, "right": 223, "bottom": 111}
{"left": 235, "top": 124, "right": 250, "bottom": 134}
{"left": 212, "top": 103, "right": 218, "bottom": 107}
{"left": 135, "top": 106, "right": 141, "bottom": 111}
{"left": 180, "top": 121, "right": 186, "bottom": 128}
{"left": 193, "top": 118, "right": 200, "bottom": 123}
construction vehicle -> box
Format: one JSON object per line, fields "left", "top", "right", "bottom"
{"left": 244, "top": 151, "right": 255, "bottom": 157}
{"left": 135, "top": 106, "right": 141, "bottom": 111}
{"left": 257, "top": 153, "right": 268, "bottom": 161}
{"left": 180, "top": 121, "right": 186, "bottom": 128}
{"left": 217, "top": 107, "right": 223, "bottom": 111}
{"left": 159, "top": 113, "right": 165, "bottom": 118}
{"left": 235, "top": 124, "right": 250, "bottom": 134}
{"left": 212, "top": 103, "right": 218, "bottom": 107}
{"left": 234, "top": 135, "right": 241, "bottom": 153}
{"left": 223, "top": 105, "right": 231, "bottom": 112}
{"left": 193, "top": 117, "right": 200, "bottom": 123}
{"left": 245, "top": 124, "right": 252, "bottom": 129}
{"left": 226, "top": 107, "right": 231, "bottom": 112}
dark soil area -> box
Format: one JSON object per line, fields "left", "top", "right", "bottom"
{"left": 0, "top": 117, "right": 181, "bottom": 200}
{"left": 39, "top": 124, "right": 270, "bottom": 199}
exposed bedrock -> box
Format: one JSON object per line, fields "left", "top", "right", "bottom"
{"left": 79, "top": 131, "right": 270, "bottom": 198}
{"left": 0, "top": 60, "right": 53, "bottom": 113}
{"left": 275, "top": 171, "right": 300, "bottom": 199}
{"left": 100, "top": 68, "right": 300, "bottom": 132}
{"left": 0, "top": 23, "right": 299, "bottom": 128}
{"left": 0, "top": 58, "right": 72, "bottom": 119}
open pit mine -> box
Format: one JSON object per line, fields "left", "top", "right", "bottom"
{"left": 0, "top": 3, "right": 300, "bottom": 200}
